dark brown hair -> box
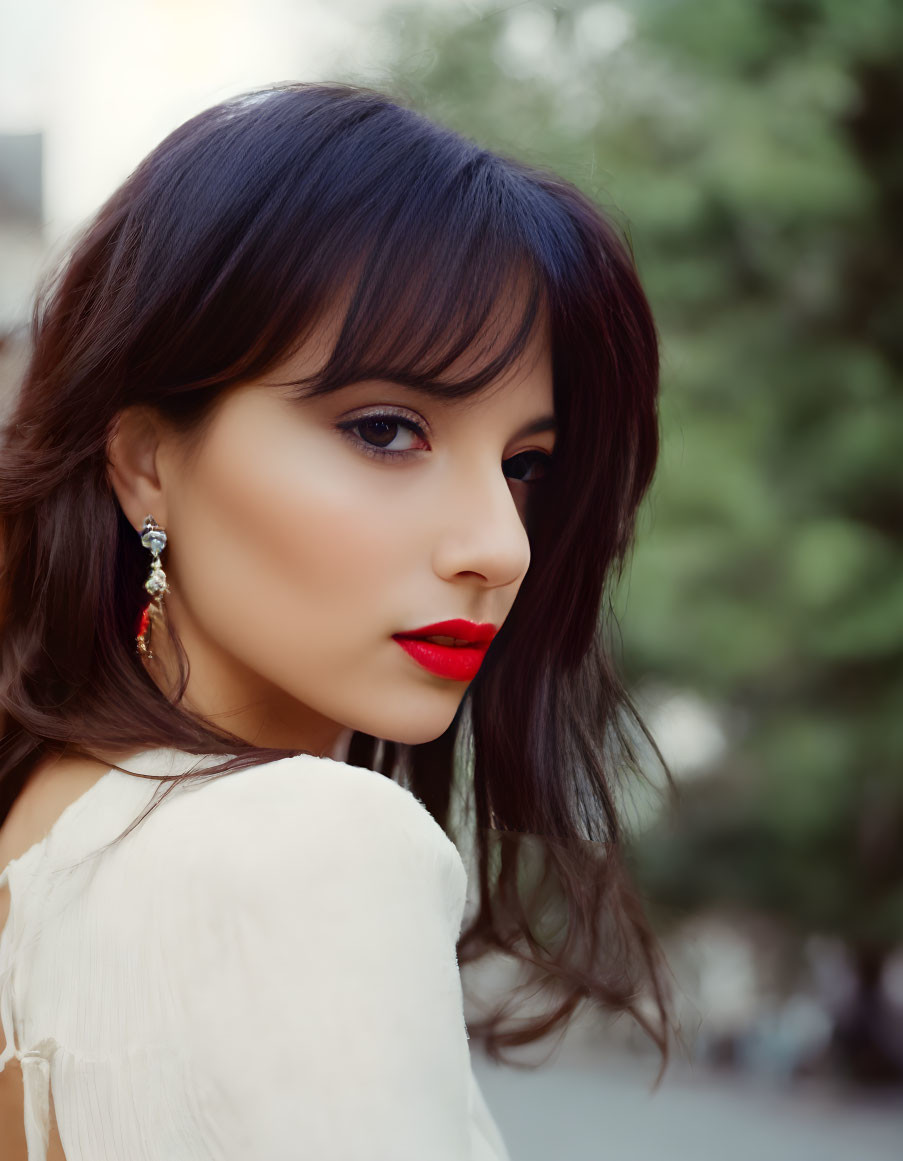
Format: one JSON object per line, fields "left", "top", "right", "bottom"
{"left": 0, "top": 81, "right": 678, "bottom": 1084}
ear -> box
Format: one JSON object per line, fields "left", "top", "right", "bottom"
{"left": 106, "top": 406, "right": 170, "bottom": 532}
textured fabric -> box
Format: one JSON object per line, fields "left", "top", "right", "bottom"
{"left": 0, "top": 748, "right": 511, "bottom": 1160}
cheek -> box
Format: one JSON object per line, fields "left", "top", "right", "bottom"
{"left": 168, "top": 401, "right": 419, "bottom": 661}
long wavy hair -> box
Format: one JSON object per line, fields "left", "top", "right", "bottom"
{"left": 0, "top": 81, "right": 679, "bottom": 1084}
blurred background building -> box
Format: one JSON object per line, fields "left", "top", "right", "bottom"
{"left": 1, "top": 1, "right": 901, "bottom": 1157}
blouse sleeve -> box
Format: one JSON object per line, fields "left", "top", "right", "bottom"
{"left": 124, "top": 757, "right": 475, "bottom": 1161}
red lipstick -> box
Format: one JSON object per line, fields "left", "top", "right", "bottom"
{"left": 392, "top": 619, "right": 497, "bottom": 681}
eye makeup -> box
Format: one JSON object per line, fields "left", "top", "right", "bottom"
{"left": 335, "top": 407, "right": 554, "bottom": 483}
{"left": 335, "top": 408, "right": 428, "bottom": 461}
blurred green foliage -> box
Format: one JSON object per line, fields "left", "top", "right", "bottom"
{"left": 363, "top": 1, "right": 903, "bottom": 958}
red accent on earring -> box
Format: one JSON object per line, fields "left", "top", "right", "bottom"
{"left": 136, "top": 604, "right": 151, "bottom": 641}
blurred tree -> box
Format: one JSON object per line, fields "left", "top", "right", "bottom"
{"left": 361, "top": 0, "right": 903, "bottom": 1082}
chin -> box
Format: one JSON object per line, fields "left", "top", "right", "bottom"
{"left": 360, "top": 706, "right": 462, "bottom": 749}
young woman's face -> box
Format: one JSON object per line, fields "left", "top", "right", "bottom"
{"left": 111, "top": 306, "right": 555, "bottom": 756}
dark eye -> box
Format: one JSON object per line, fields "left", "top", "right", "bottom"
{"left": 356, "top": 418, "right": 409, "bottom": 449}
{"left": 503, "top": 450, "right": 553, "bottom": 484}
{"left": 337, "top": 414, "right": 426, "bottom": 459}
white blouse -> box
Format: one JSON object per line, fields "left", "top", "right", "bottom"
{"left": 0, "top": 747, "right": 511, "bottom": 1160}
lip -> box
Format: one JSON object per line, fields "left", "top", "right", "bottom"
{"left": 392, "top": 619, "right": 497, "bottom": 681}
{"left": 395, "top": 619, "right": 497, "bottom": 646}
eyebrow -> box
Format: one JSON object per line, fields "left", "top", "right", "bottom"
{"left": 399, "top": 384, "right": 557, "bottom": 440}
{"left": 514, "top": 415, "right": 556, "bottom": 439}
{"left": 336, "top": 380, "right": 555, "bottom": 439}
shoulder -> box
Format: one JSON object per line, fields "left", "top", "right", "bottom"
{"left": 0, "top": 753, "right": 127, "bottom": 932}
{"left": 149, "top": 752, "right": 456, "bottom": 859}
{"left": 113, "top": 753, "right": 467, "bottom": 923}
{"left": 0, "top": 753, "right": 116, "bottom": 873}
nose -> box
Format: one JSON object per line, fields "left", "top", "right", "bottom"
{"left": 430, "top": 460, "right": 532, "bottom": 588}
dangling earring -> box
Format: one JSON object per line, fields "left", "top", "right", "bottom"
{"left": 136, "top": 514, "right": 169, "bottom": 659}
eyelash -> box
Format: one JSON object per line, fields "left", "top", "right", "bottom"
{"left": 336, "top": 411, "right": 554, "bottom": 484}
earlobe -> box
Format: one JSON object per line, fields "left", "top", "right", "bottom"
{"left": 106, "top": 406, "right": 168, "bottom": 532}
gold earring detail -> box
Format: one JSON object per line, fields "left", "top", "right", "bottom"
{"left": 136, "top": 515, "right": 169, "bottom": 659}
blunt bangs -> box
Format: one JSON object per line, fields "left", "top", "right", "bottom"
{"left": 123, "top": 83, "right": 584, "bottom": 411}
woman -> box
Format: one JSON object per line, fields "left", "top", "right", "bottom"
{"left": 0, "top": 81, "right": 676, "bottom": 1159}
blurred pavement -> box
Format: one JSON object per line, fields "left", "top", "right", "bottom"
{"left": 472, "top": 1046, "right": 903, "bottom": 1161}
